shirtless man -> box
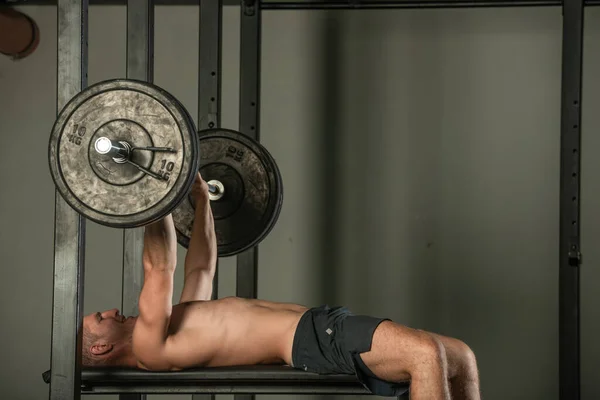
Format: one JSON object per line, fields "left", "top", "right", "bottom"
{"left": 82, "top": 173, "right": 481, "bottom": 400}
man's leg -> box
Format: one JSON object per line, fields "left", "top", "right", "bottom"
{"left": 430, "top": 333, "right": 480, "bottom": 400}
{"left": 357, "top": 321, "right": 451, "bottom": 400}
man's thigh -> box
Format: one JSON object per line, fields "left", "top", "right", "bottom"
{"left": 358, "top": 320, "right": 442, "bottom": 382}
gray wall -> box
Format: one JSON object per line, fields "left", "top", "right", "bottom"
{"left": 0, "top": 3, "right": 599, "bottom": 400}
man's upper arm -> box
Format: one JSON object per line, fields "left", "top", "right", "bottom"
{"left": 179, "top": 267, "right": 215, "bottom": 303}
{"left": 133, "top": 267, "right": 174, "bottom": 370}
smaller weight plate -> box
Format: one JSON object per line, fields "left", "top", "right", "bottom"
{"left": 172, "top": 129, "right": 284, "bottom": 257}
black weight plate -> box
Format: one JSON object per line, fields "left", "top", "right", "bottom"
{"left": 48, "top": 79, "right": 199, "bottom": 228}
{"left": 172, "top": 129, "right": 284, "bottom": 257}
{"left": 253, "top": 138, "right": 283, "bottom": 250}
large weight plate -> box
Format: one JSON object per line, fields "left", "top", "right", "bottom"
{"left": 173, "top": 129, "right": 283, "bottom": 257}
{"left": 48, "top": 79, "right": 200, "bottom": 228}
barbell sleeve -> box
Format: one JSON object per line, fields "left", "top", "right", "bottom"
{"left": 94, "top": 137, "right": 130, "bottom": 160}
{"left": 207, "top": 179, "right": 225, "bottom": 201}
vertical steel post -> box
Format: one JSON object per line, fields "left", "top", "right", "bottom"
{"left": 49, "top": 1, "right": 88, "bottom": 399}
{"left": 559, "top": 0, "right": 584, "bottom": 398}
{"left": 121, "top": 1, "right": 154, "bottom": 399}
{"left": 235, "top": 2, "right": 261, "bottom": 400}
{"left": 195, "top": 0, "right": 223, "bottom": 398}
{"left": 198, "top": 0, "right": 223, "bottom": 133}
{"left": 236, "top": 0, "right": 261, "bottom": 301}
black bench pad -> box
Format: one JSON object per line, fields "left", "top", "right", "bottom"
{"left": 42, "top": 365, "right": 410, "bottom": 395}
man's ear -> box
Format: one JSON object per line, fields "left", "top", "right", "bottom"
{"left": 90, "top": 343, "right": 114, "bottom": 356}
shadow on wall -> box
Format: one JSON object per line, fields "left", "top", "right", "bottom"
{"left": 316, "top": 11, "right": 343, "bottom": 308}
{"left": 314, "top": 12, "right": 422, "bottom": 400}
{"left": 312, "top": 7, "right": 567, "bottom": 400}
{"left": 315, "top": 10, "right": 445, "bottom": 327}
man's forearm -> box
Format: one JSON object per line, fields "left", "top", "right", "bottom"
{"left": 184, "top": 201, "right": 217, "bottom": 276}
{"left": 143, "top": 215, "right": 178, "bottom": 271}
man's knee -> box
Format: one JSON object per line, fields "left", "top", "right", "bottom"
{"left": 397, "top": 329, "right": 449, "bottom": 379}
{"left": 362, "top": 322, "right": 449, "bottom": 381}
{"left": 415, "top": 331, "right": 448, "bottom": 368}
{"left": 444, "top": 337, "right": 478, "bottom": 379}
{"left": 457, "top": 340, "right": 478, "bottom": 376}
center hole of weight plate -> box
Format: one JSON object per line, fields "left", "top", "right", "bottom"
{"left": 88, "top": 119, "right": 154, "bottom": 186}
{"left": 188, "top": 164, "right": 245, "bottom": 220}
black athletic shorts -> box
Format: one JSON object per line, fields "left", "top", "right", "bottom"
{"left": 291, "top": 305, "right": 410, "bottom": 397}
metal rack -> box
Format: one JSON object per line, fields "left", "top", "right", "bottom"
{"left": 43, "top": 0, "right": 585, "bottom": 399}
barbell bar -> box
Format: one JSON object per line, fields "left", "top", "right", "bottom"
{"left": 93, "top": 136, "right": 224, "bottom": 197}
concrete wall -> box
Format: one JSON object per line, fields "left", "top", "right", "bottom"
{"left": 0, "top": 3, "right": 599, "bottom": 400}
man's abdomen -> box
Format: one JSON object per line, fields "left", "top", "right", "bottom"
{"left": 169, "top": 297, "right": 306, "bottom": 368}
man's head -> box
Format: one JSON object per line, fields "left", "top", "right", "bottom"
{"left": 82, "top": 308, "right": 137, "bottom": 367}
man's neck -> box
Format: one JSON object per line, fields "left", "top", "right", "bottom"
{"left": 116, "top": 334, "right": 138, "bottom": 368}
{"left": 121, "top": 352, "right": 139, "bottom": 368}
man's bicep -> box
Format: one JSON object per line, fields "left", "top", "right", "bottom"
{"left": 136, "top": 269, "right": 173, "bottom": 349}
{"left": 139, "top": 268, "right": 173, "bottom": 324}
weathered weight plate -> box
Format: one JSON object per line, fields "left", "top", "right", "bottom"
{"left": 172, "top": 129, "right": 283, "bottom": 257}
{"left": 48, "top": 79, "right": 200, "bottom": 228}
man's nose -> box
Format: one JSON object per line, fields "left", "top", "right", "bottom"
{"left": 101, "top": 309, "right": 120, "bottom": 318}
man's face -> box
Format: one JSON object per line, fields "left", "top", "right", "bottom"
{"left": 83, "top": 308, "right": 136, "bottom": 343}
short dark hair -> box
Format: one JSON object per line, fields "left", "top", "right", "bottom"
{"left": 82, "top": 328, "right": 116, "bottom": 367}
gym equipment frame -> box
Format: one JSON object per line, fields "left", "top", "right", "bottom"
{"left": 36, "top": 0, "right": 585, "bottom": 399}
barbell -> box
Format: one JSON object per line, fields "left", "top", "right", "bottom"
{"left": 48, "top": 79, "right": 283, "bottom": 257}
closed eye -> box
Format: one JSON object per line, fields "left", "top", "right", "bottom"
{"left": 96, "top": 312, "right": 102, "bottom": 322}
